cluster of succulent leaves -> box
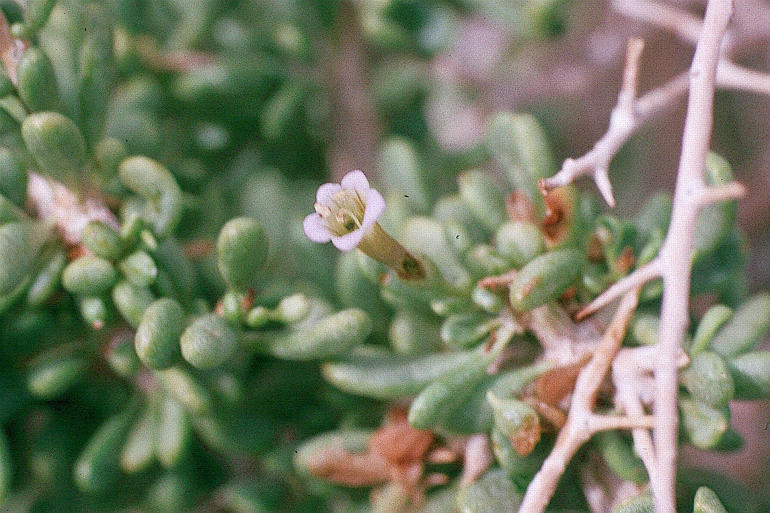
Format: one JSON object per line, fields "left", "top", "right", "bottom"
{"left": 291, "top": 112, "right": 769, "bottom": 513}
{"left": 0, "top": 1, "right": 767, "bottom": 513}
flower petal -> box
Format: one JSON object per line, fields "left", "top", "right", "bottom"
{"left": 361, "top": 188, "right": 385, "bottom": 231}
{"left": 340, "top": 170, "right": 370, "bottom": 193}
{"left": 332, "top": 229, "right": 365, "bottom": 252}
{"left": 316, "top": 183, "right": 342, "bottom": 205}
{"left": 303, "top": 213, "right": 332, "bottom": 243}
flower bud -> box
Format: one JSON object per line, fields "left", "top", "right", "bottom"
{"left": 27, "top": 355, "right": 87, "bottom": 399}
{"left": 17, "top": 48, "right": 60, "bottom": 112}
{"left": 728, "top": 351, "right": 770, "bottom": 399}
{"left": 216, "top": 217, "right": 268, "bottom": 291}
{"left": 62, "top": 256, "right": 117, "bottom": 296}
{"left": 180, "top": 313, "right": 239, "bottom": 369}
{"left": 694, "top": 487, "right": 729, "bottom": 513}
{"left": 0, "top": 148, "right": 27, "bottom": 207}
{"left": 135, "top": 298, "right": 185, "bottom": 370}
{"left": 266, "top": 309, "right": 371, "bottom": 360}
{"left": 458, "top": 170, "right": 507, "bottom": 232}
{"left": 496, "top": 221, "right": 545, "bottom": 268}
{"left": 322, "top": 348, "right": 474, "bottom": 400}
{"left": 708, "top": 293, "right": 770, "bottom": 356}
{"left": 155, "top": 395, "right": 191, "bottom": 468}
{"left": 486, "top": 112, "right": 554, "bottom": 202}
{"left": 509, "top": 248, "right": 584, "bottom": 311}
{"left": 112, "top": 279, "right": 155, "bottom": 328}
{"left": 487, "top": 392, "right": 540, "bottom": 456}
{"left": 456, "top": 467, "right": 523, "bottom": 513}
{"left": 119, "top": 156, "right": 183, "bottom": 237}
{"left": 681, "top": 351, "right": 734, "bottom": 409}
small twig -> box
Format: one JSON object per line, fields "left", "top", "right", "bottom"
{"left": 612, "top": 0, "right": 703, "bottom": 45}
{"left": 576, "top": 258, "right": 662, "bottom": 320}
{"left": 541, "top": 0, "right": 769, "bottom": 205}
{"left": 518, "top": 290, "right": 639, "bottom": 513}
{"left": 613, "top": 347, "right": 660, "bottom": 495}
{"left": 717, "top": 60, "right": 770, "bottom": 96}
{"left": 589, "top": 414, "right": 656, "bottom": 432}
{"left": 538, "top": 41, "right": 697, "bottom": 207}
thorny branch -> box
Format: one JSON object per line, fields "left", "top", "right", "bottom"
{"left": 557, "top": 3, "right": 745, "bottom": 510}
{"left": 653, "top": 1, "right": 735, "bottom": 510}
{"left": 518, "top": 289, "right": 640, "bottom": 513}
{"left": 539, "top": 0, "right": 770, "bottom": 205}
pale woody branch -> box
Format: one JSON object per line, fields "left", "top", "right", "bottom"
{"left": 540, "top": 0, "right": 770, "bottom": 204}
{"left": 653, "top": 1, "right": 734, "bottom": 510}
{"left": 518, "top": 290, "right": 640, "bottom": 513}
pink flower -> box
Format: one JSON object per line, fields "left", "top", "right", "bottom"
{"left": 303, "top": 170, "right": 386, "bottom": 252}
{"left": 303, "top": 170, "right": 425, "bottom": 280}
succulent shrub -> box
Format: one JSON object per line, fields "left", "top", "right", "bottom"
{"left": 0, "top": 0, "right": 766, "bottom": 513}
